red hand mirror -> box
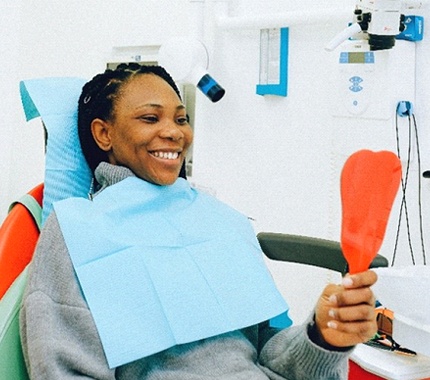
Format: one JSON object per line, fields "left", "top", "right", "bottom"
{"left": 340, "top": 150, "right": 402, "bottom": 274}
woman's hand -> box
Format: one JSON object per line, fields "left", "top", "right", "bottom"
{"left": 314, "top": 270, "right": 378, "bottom": 348}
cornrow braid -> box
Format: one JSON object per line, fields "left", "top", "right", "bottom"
{"left": 77, "top": 63, "right": 182, "bottom": 174}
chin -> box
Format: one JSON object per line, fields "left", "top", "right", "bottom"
{"left": 156, "top": 179, "right": 177, "bottom": 186}
{"left": 133, "top": 168, "right": 180, "bottom": 186}
{"left": 148, "top": 174, "right": 180, "bottom": 186}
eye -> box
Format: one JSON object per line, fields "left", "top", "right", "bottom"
{"left": 139, "top": 115, "right": 158, "bottom": 123}
{"left": 176, "top": 115, "right": 190, "bottom": 125}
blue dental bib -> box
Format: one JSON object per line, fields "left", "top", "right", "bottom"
{"left": 54, "top": 177, "right": 288, "bottom": 368}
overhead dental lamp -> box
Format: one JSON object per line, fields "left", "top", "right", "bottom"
{"left": 158, "top": 37, "right": 225, "bottom": 102}
{"left": 326, "top": 0, "right": 406, "bottom": 51}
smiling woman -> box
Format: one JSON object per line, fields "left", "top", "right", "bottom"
{"left": 19, "top": 63, "right": 378, "bottom": 380}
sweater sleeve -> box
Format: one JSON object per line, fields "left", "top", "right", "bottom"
{"left": 20, "top": 212, "right": 115, "bottom": 379}
{"left": 258, "top": 319, "right": 353, "bottom": 380}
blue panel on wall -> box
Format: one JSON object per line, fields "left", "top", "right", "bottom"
{"left": 256, "top": 27, "right": 289, "bottom": 97}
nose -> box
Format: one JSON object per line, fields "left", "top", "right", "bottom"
{"left": 159, "top": 121, "right": 184, "bottom": 141}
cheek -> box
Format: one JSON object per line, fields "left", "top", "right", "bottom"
{"left": 115, "top": 126, "right": 149, "bottom": 151}
{"left": 184, "top": 127, "right": 194, "bottom": 148}
{"left": 110, "top": 131, "right": 145, "bottom": 164}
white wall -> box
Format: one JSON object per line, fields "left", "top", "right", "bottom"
{"left": 1, "top": 0, "right": 429, "bottom": 324}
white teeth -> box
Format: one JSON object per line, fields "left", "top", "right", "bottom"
{"left": 152, "top": 151, "right": 179, "bottom": 160}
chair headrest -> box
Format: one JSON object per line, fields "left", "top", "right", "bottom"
{"left": 20, "top": 77, "right": 91, "bottom": 226}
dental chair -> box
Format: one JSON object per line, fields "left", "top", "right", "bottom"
{"left": 0, "top": 76, "right": 398, "bottom": 380}
{"left": 0, "top": 184, "right": 43, "bottom": 380}
{"left": 0, "top": 77, "right": 89, "bottom": 380}
{"left": 0, "top": 184, "right": 43, "bottom": 379}
{"left": 0, "top": 183, "right": 43, "bottom": 299}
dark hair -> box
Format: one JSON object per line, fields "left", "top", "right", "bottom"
{"left": 77, "top": 63, "right": 183, "bottom": 174}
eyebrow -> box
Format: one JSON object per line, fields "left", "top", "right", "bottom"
{"left": 140, "top": 104, "right": 186, "bottom": 111}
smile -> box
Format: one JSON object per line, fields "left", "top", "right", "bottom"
{"left": 150, "top": 151, "right": 180, "bottom": 160}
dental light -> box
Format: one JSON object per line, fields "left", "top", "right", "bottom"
{"left": 158, "top": 37, "right": 225, "bottom": 102}
{"left": 326, "top": 0, "right": 407, "bottom": 51}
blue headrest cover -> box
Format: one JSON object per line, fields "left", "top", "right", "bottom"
{"left": 20, "top": 77, "right": 91, "bottom": 225}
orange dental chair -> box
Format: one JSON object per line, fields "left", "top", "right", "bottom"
{"left": 0, "top": 183, "right": 43, "bottom": 300}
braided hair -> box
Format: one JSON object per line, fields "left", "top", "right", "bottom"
{"left": 78, "top": 63, "right": 183, "bottom": 175}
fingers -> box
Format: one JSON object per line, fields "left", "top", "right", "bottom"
{"left": 324, "top": 319, "right": 377, "bottom": 346}
{"left": 328, "top": 271, "right": 376, "bottom": 322}
{"left": 330, "top": 286, "right": 375, "bottom": 308}
{"left": 341, "top": 270, "right": 378, "bottom": 289}
{"left": 326, "top": 299, "right": 377, "bottom": 343}
{"left": 318, "top": 304, "right": 378, "bottom": 346}
{"left": 329, "top": 270, "right": 377, "bottom": 307}
{"left": 328, "top": 303, "right": 375, "bottom": 322}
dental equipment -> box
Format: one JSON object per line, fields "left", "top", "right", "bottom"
{"left": 326, "top": 0, "right": 408, "bottom": 51}
{"left": 158, "top": 37, "right": 225, "bottom": 103}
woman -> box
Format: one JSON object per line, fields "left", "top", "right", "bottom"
{"left": 20, "top": 63, "right": 377, "bottom": 379}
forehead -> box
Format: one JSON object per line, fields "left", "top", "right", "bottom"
{"left": 116, "top": 73, "right": 182, "bottom": 107}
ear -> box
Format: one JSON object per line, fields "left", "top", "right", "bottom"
{"left": 91, "top": 118, "right": 112, "bottom": 152}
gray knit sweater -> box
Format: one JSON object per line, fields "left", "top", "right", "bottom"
{"left": 20, "top": 163, "right": 352, "bottom": 379}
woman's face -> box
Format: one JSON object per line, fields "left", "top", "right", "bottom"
{"left": 93, "top": 74, "right": 193, "bottom": 185}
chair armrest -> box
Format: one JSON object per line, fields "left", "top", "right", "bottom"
{"left": 257, "top": 232, "right": 388, "bottom": 275}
